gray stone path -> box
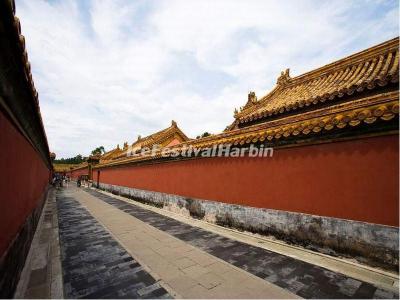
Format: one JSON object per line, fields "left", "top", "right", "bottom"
{"left": 57, "top": 191, "right": 171, "bottom": 299}
{"left": 14, "top": 188, "right": 63, "bottom": 299}
{"left": 76, "top": 186, "right": 297, "bottom": 299}
{"left": 86, "top": 188, "right": 399, "bottom": 299}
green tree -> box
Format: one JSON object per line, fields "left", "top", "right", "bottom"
{"left": 54, "top": 154, "right": 86, "bottom": 164}
{"left": 196, "top": 132, "right": 211, "bottom": 139}
{"left": 91, "top": 146, "right": 105, "bottom": 155}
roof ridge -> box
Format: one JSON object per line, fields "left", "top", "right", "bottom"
{"left": 137, "top": 125, "right": 174, "bottom": 144}
{"left": 288, "top": 37, "right": 399, "bottom": 85}
{"left": 233, "top": 37, "right": 399, "bottom": 127}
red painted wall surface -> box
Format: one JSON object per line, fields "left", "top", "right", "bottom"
{"left": 70, "top": 168, "right": 88, "bottom": 179}
{"left": 0, "top": 112, "right": 50, "bottom": 256}
{"left": 94, "top": 135, "right": 399, "bottom": 226}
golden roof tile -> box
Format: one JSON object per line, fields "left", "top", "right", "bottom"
{"left": 69, "top": 162, "right": 88, "bottom": 171}
{"left": 53, "top": 164, "right": 81, "bottom": 172}
{"left": 131, "top": 120, "right": 189, "bottom": 149}
{"left": 94, "top": 89, "right": 398, "bottom": 170}
{"left": 93, "top": 38, "right": 399, "bottom": 169}
{"left": 231, "top": 37, "right": 399, "bottom": 128}
{"left": 100, "top": 121, "right": 190, "bottom": 162}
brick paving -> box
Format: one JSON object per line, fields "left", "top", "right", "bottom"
{"left": 14, "top": 188, "right": 63, "bottom": 299}
{"left": 86, "top": 188, "right": 399, "bottom": 299}
{"left": 57, "top": 191, "right": 171, "bottom": 299}
{"left": 76, "top": 187, "right": 297, "bottom": 299}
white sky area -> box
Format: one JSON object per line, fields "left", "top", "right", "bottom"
{"left": 15, "top": 0, "right": 398, "bottom": 158}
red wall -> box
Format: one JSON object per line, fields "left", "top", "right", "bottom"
{"left": 0, "top": 112, "right": 50, "bottom": 256}
{"left": 94, "top": 135, "right": 399, "bottom": 227}
{"left": 70, "top": 168, "right": 88, "bottom": 179}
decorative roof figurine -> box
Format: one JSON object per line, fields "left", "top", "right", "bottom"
{"left": 50, "top": 152, "right": 56, "bottom": 160}
{"left": 226, "top": 38, "right": 398, "bottom": 129}
{"left": 241, "top": 91, "right": 258, "bottom": 111}
{"left": 248, "top": 91, "right": 257, "bottom": 104}
{"left": 277, "top": 68, "right": 291, "bottom": 86}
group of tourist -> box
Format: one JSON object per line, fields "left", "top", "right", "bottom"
{"left": 51, "top": 174, "right": 70, "bottom": 188}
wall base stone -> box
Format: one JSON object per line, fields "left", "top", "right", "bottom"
{"left": 96, "top": 182, "right": 399, "bottom": 271}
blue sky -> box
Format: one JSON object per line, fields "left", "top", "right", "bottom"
{"left": 15, "top": 0, "right": 398, "bottom": 158}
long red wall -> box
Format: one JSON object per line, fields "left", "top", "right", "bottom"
{"left": 70, "top": 168, "right": 88, "bottom": 179}
{"left": 93, "top": 135, "right": 399, "bottom": 227}
{"left": 0, "top": 112, "right": 50, "bottom": 256}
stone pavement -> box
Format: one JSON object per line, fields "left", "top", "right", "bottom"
{"left": 83, "top": 188, "right": 399, "bottom": 299}
{"left": 75, "top": 187, "right": 298, "bottom": 299}
{"left": 14, "top": 188, "right": 63, "bottom": 299}
{"left": 15, "top": 185, "right": 399, "bottom": 299}
{"left": 57, "top": 191, "right": 171, "bottom": 299}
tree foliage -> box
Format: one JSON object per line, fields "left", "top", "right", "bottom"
{"left": 91, "top": 146, "right": 105, "bottom": 155}
{"left": 54, "top": 154, "right": 86, "bottom": 164}
{"left": 196, "top": 132, "right": 211, "bottom": 139}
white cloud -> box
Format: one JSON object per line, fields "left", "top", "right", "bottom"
{"left": 15, "top": 0, "right": 398, "bottom": 157}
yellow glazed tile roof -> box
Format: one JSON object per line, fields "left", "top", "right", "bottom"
{"left": 131, "top": 120, "right": 190, "bottom": 150}
{"left": 53, "top": 163, "right": 81, "bottom": 172}
{"left": 95, "top": 91, "right": 398, "bottom": 169}
{"left": 101, "top": 146, "right": 124, "bottom": 161}
{"left": 93, "top": 38, "right": 399, "bottom": 169}
{"left": 99, "top": 121, "right": 190, "bottom": 162}
{"left": 232, "top": 37, "right": 399, "bottom": 127}
{"left": 69, "top": 162, "right": 88, "bottom": 171}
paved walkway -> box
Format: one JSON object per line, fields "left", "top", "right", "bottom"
{"left": 75, "top": 187, "right": 297, "bottom": 299}
{"left": 18, "top": 185, "right": 398, "bottom": 299}
{"left": 57, "top": 193, "right": 171, "bottom": 298}
{"left": 82, "top": 188, "right": 398, "bottom": 299}
{"left": 14, "top": 188, "right": 63, "bottom": 299}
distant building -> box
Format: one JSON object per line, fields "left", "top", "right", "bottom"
{"left": 68, "top": 120, "right": 190, "bottom": 178}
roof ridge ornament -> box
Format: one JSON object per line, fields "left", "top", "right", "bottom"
{"left": 171, "top": 120, "right": 177, "bottom": 127}
{"left": 277, "top": 68, "right": 291, "bottom": 86}
{"left": 241, "top": 91, "right": 258, "bottom": 111}
{"left": 234, "top": 108, "right": 239, "bottom": 118}
{"left": 248, "top": 91, "right": 257, "bottom": 104}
